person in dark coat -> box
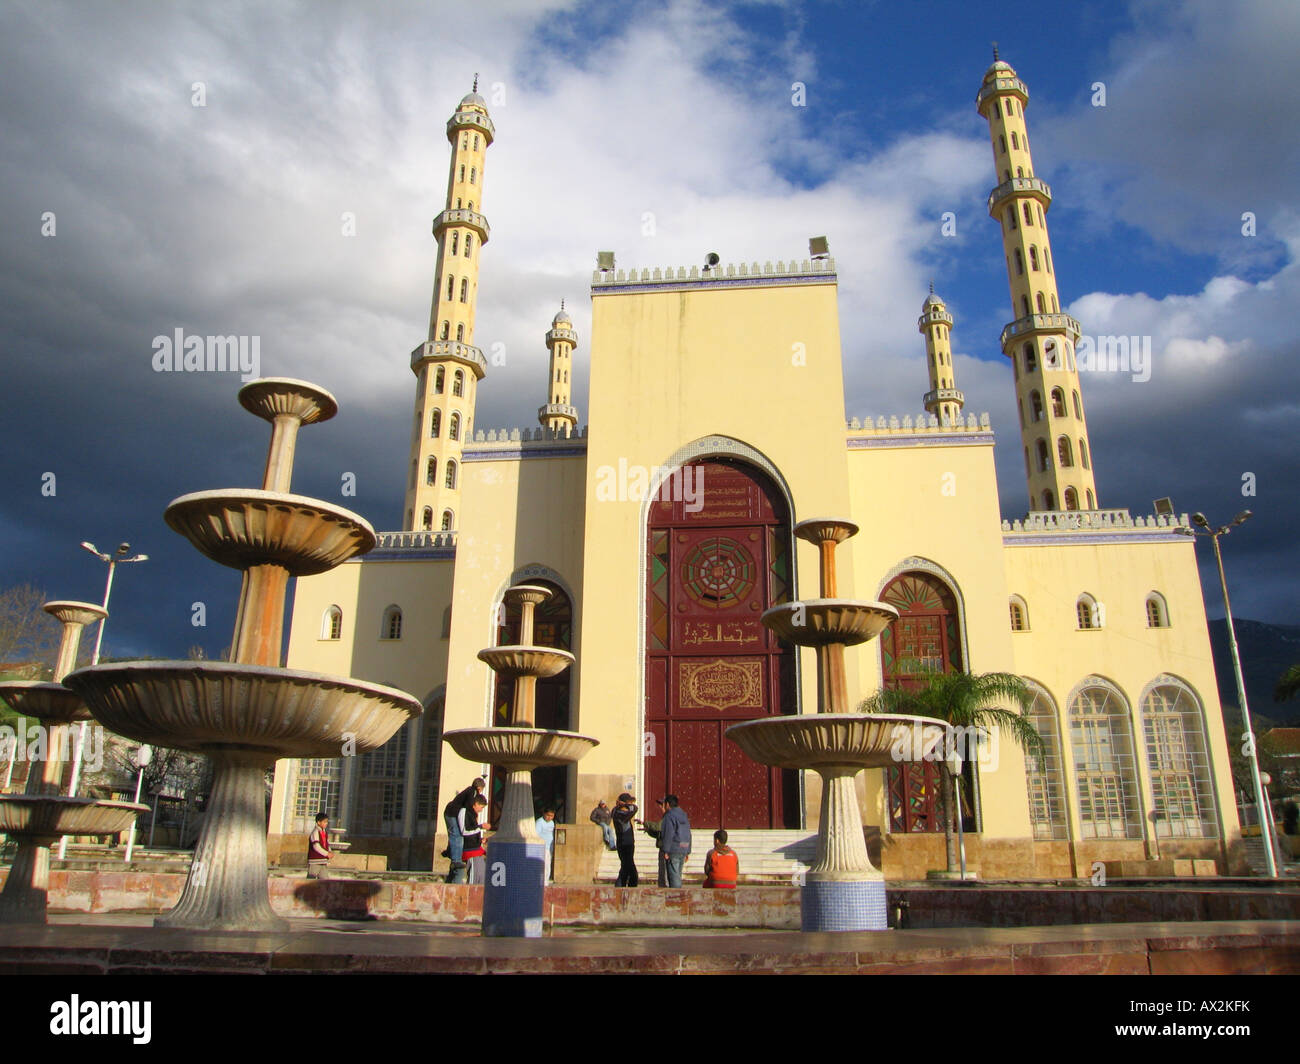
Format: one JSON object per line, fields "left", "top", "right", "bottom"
{"left": 611, "top": 792, "right": 639, "bottom": 887}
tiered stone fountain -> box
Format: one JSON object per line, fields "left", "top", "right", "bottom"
{"left": 727, "top": 519, "right": 944, "bottom": 931}
{"left": 66, "top": 378, "right": 422, "bottom": 931}
{"left": 0, "top": 602, "right": 147, "bottom": 923}
{"left": 443, "top": 584, "right": 597, "bottom": 937}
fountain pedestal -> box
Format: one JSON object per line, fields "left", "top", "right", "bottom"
{"left": 444, "top": 586, "right": 596, "bottom": 937}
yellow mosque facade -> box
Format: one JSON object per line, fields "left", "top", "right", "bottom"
{"left": 267, "top": 61, "right": 1244, "bottom": 879}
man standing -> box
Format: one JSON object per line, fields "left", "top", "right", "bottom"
{"left": 640, "top": 798, "right": 669, "bottom": 886}
{"left": 307, "top": 812, "right": 332, "bottom": 879}
{"left": 535, "top": 808, "right": 556, "bottom": 882}
{"left": 658, "top": 795, "right": 691, "bottom": 888}
{"left": 443, "top": 776, "right": 486, "bottom": 882}
{"left": 611, "top": 792, "right": 639, "bottom": 887}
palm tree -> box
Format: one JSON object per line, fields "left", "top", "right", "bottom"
{"left": 859, "top": 667, "right": 1043, "bottom": 878}
{"left": 1276, "top": 664, "right": 1300, "bottom": 703}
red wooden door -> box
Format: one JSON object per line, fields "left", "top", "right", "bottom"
{"left": 645, "top": 460, "right": 796, "bottom": 829}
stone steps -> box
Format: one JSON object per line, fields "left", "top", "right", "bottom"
{"left": 1241, "top": 836, "right": 1300, "bottom": 877}
{"left": 596, "top": 828, "right": 817, "bottom": 883}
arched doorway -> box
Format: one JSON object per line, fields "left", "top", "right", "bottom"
{"left": 644, "top": 458, "right": 797, "bottom": 829}
{"left": 490, "top": 580, "right": 572, "bottom": 823}
{"left": 878, "top": 571, "right": 974, "bottom": 834}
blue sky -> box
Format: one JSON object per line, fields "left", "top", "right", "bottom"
{"left": 0, "top": 0, "right": 1295, "bottom": 661}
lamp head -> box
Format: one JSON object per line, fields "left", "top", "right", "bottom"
{"left": 116, "top": 543, "right": 131, "bottom": 555}
{"left": 1232, "top": 510, "right": 1252, "bottom": 526}
{"left": 1192, "top": 512, "right": 1209, "bottom": 528}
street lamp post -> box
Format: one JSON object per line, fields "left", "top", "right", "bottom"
{"left": 60, "top": 541, "right": 147, "bottom": 860}
{"left": 1177, "top": 510, "right": 1278, "bottom": 878}
{"left": 124, "top": 744, "right": 152, "bottom": 863}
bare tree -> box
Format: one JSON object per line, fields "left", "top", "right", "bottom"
{"left": 0, "top": 584, "right": 62, "bottom": 673}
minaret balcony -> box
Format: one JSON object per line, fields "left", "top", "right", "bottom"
{"left": 1000, "top": 313, "right": 1082, "bottom": 349}
{"left": 976, "top": 76, "right": 1029, "bottom": 112}
{"left": 446, "top": 110, "right": 495, "bottom": 144}
{"left": 987, "top": 176, "right": 1052, "bottom": 216}
{"left": 538, "top": 403, "right": 578, "bottom": 423}
{"left": 433, "top": 208, "right": 490, "bottom": 243}
{"left": 410, "top": 339, "right": 488, "bottom": 379}
{"left": 923, "top": 388, "right": 965, "bottom": 408}
{"left": 917, "top": 308, "right": 953, "bottom": 330}
{"left": 546, "top": 326, "right": 578, "bottom": 347}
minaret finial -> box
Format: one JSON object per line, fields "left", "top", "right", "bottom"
{"left": 473, "top": 73, "right": 479, "bottom": 93}
{"left": 992, "top": 42, "right": 999, "bottom": 61}
{"left": 929, "top": 280, "right": 934, "bottom": 295}
{"left": 560, "top": 298, "right": 565, "bottom": 311}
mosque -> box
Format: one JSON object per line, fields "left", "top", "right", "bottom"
{"left": 267, "top": 59, "right": 1244, "bottom": 879}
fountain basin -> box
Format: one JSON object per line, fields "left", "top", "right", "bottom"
{"left": 476, "top": 646, "right": 574, "bottom": 679}
{"left": 43, "top": 601, "right": 109, "bottom": 628}
{"left": 761, "top": 599, "right": 899, "bottom": 647}
{"left": 444, "top": 728, "right": 597, "bottom": 769}
{"left": 0, "top": 682, "right": 93, "bottom": 724}
{"left": 64, "top": 661, "right": 421, "bottom": 757}
{"left": 164, "top": 490, "right": 376, "bottom": 576}
{"left": 793, "top": 518, "right": 859, "bottom": 544}
{"left": 726, "top": 714, "right": 946, "bottom": 770}
{"left": 239, "top": 377, "right": 338, "bottom": 424}
{"left": 0, "top": 796, "right": 147, "bottom": 838}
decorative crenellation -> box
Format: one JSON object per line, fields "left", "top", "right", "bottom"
{"left": 471, "top": 424, "right": 588, "bottom": 444}
{"left": 375, "top": 530, "right": 458, "bottom": 550}
{"left": 592, "top": 257, "right": 836, "bottom": 287}
{"left": 1000, "top": 509, "right": 1190, "bottom": 533}
{"left": 847, "top": 412, "right": 991, "bottom": 433}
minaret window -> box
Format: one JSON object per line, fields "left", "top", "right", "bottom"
{"left": 441, "top": 510, "right": 453, "bottom": 531}
{"left": 1011, "top": 131, "right": 1020, "bottom": 150}
{"left": 1038, "top": 206, "right": 1045, "bottom": 228}
{"left": 470, "top": 167, "right": 476, "bottom": 184}
{"left": 1016, "top": 166, "right": 1024, "bottom": 178}
{"left": 1086, "top": 489, "right": 1095, "bottom": 509}
{"left": 1006, "top": 207, "right": 1017, "bottom": 230}
{"left": 1036, "top": 293, "right": 1046, "bottom": 313}
{"left": 453, "top": 370, "right": 464, "bottom": 397}
{"left": 448, "top": 277, "right": 455, "bottom": 300}
{"left": 445, "top": 460, "right": 457, "bottom": 490}
{"left": 462, "top": 135, "right": 468, "bottom": 150}
{"left": 456, "top": 198, "right": 462, "bottom": 208}
{"left": 455, "top": 323, "right": 463, "bottom": 342}
{"left": 440, "top": 321, "right": 450, "bottom": 340}
{"left": 1029, "top": 246, "right": 1040, "bottom": 270}
{"left": 430, "top": 410, "right": 441, "bottom": 437}
{"left": 1058, "top": 436, "right": 1074, "bottom": 467}
{"left": 1064, "top": 488, "right": 1079, "bottom": 511}
{"left": 1044, "top": 247, "right": 1052, "bottom": 273}
{"left": 1014, "top": 249, "right": 1024, "bottom": 274}
{"left": 422, "top": 508, "right": 433, "bottom": 531}
{"left": 1051, "top": 295, "right": 1058, "bottom": 312}
{"left": 451, "top": 233, "right": 459, "bottom": 254}
{"left": 1021, "top": 295, "right": 1031, "bottom": 317}
{"left": 1024, "top": 344, "right": 1037, "bottom": 372}
{"left": 460, "top": 278, "right": 468, "bottom": 302}
{"left": 322, "top": 606, "right": 342, "bottom": 641}
{"left": 1004, "top": 170, "right": 1011, "bottom": 182}
{"left": 1030, "top": 390, "right": 1044, "bottom": 421}
{"left": 1023, "top": 203, "right": 1033, "bottom": 226}
{"left": 459, "top": 165, "right": 465, "bottom": 182}
{"left": 465, "top": 235, "right": 473, "bottom": 255}
{"left": 1073, "top": 390, "right": 1082, "bottom": 419}
{"left": 1043, "top": 489, "right": 1056, "bottom": 510}
{"left": 426, "top": 457, "right": 437, "bottom": 484}
{"left": 1051, "top": 388, "right": 1066, "bottom": 417}
{"left": 468, "top": 201, "right": 474, "bottom": 211}
{"left": 473, "top": 135, "right": 479, "bottom": 150}
{"left": 449, "top": 412, "right": 460, "bottom": 441}
{"left": 381, "top": 606, "right": 403, "bottom": 641}
{"left": 999, "top": 135, "right": 1007, "bottom": 153}
{"left": 1080, "top": 439, "right": 1091, "bottom": 470}
{"left": 1036, "top": 438, "right": 1050, "bottom": 471}
{"left": 435, "top": 367, "right": 445, "bottom": 393}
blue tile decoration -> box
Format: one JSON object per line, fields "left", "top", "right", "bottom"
{"left": 801, "top": 879, "right": 888, "bottom": 932}
{"left": 481, "top": 839, "right": 547, "bottom": 937}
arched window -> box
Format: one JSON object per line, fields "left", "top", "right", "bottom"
{"left": 453, "top": 370, "right": 464, "bottom": 397}
{"left": 468, "top": 201, "right": 474, "bottom": 211}
{"left": 1036, "top": 292, "right": 1046, "bottom": 313}
{"left": 321, "top": 605, "right": 342, "bottom": 640}
{"left": 1076, "top": 593, "right": 1100, "bottom": 630}
{"left": 1057, "top": 436, "right": 1073, "bottom": 467}
{"left": 449, "top": 412, "right": 460, "bottom": 441}
{"left": 1042, "top": 488, "right": 1055, "bottom": 510}
{"left": 1086, "top": 489, "right": 1095, "bottom": 509}
{"left": 445, "top": 459, "right": 457, "bottom": 489}
{"left": 1072, "top": 390, "right": 1082, "bottom": 419}
{"left": 473, "top": 134, "right": 479, "bottom": 150}
{"left": 450, "top": 232, "right": 459, "bottom": 255}
{"left": 1021, "top": 295, "right": 1031, "bottom": 317}
{"left": 999, "top": 134, "right": 1007, "bottom": 154}
{"left": 1064, "top": 487, "right": 1079, "bottom": 511}
{"left": 1146, "top": 592, "right": 1169, "bottom": 628}
{"left": 1030, "top": 390, "right": 1044, "bottom": 421}
{"left": 1016, "top": 165, "right": 1023, "bottom": 177}
{"left": 1079, "top": 438, "right": 1090, "bottom": 469}
{"left": 1024, "top": 682, "right": 1068, "bottom": 840}
{"left": 1140, "top": 678, "right": 1216, "bottom": 837}
{"left": 440, "top": 321, "right": 450, "bottom": 341}
{"left": 470, "top": 166, "right": 476, "bottom": 184}
{"left": 1029, "top": 245, "right": 1040, "bottom": 271}
{"left": 426, "top": 456, "right": 437, "bottom": 484}
{"left": 1036, "top": 438, "right": 1050, "bottom": 472}
{"left": 1014, "top": 248, "right": 1024, "bottom": 275}
{"left": 458, "top": 164, "right": 465, "bottom": 182}
{"left": 1050, "top": 388, "right": 1066, "bottom": 417}
{"left": 447, "top": 276, "right": 454, "bottom": 301}
{"left": 381, "top": 605, "right": 402, "bottom": 640}
{"left": 1069, "top": 679, "right": 1141, "bottom": 839}
{"left": 422, "top": 507, "right": 433, "bottom": 531}
{"left": 430, "top": 410, "right": 441, "bottom": 437}
{"left": 1038, "top": 204, "right": 1045, "bottom": 226}
{"left": 441, "top": 510, "right": 453, "bottom": 531}
{"left": 460, "top": 278, "right": 468, "bottom": 302}
{"left": 1009, "top": 595, "right": 1029, "bottom": 631}
{"left": 1011, "top": 131, "right": 1019, "bottom": 150}
{"left": 1044, "top": 246, "right": 1052, "bottom": 273}
{"left": 1023, "top": 202, "right": 1033, "bottom": 226}
{"left": 1024, "top": 344, "right": 1037, "bottom": 373}
{"left": 1051, "top": 294, "right": 1058, "bottom": 312}
{"left": 465, "top": 234, "right": 473, "bottom": 255}
{"left": 435, "top": 367, "right": 445, "bottom": 394}
{"left": 456, "top": 323, "right": 464, "bottom": 342}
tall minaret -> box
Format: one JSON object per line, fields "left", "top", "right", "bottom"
{"left": 978, "top": 52, "right": 1099, "bottom": 513}
{"left": 404, "top": 80, "right": 494, "bottom": 532}
{"left": 538, "top": 302, "right": 579, "bottom": 435}
{"left": 919, "top": 284, "right": 964, "bottom": 426}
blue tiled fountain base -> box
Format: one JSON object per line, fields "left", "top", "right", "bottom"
{"left": 481, "top": 840, "right": 546, "bottom": 938}
{"left": 801, "top": 879, "right": 888, "bottom": 932}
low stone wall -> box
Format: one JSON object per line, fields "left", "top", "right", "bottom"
{"left": 5, "top": 867, "right": 1299, "bottom": 929}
